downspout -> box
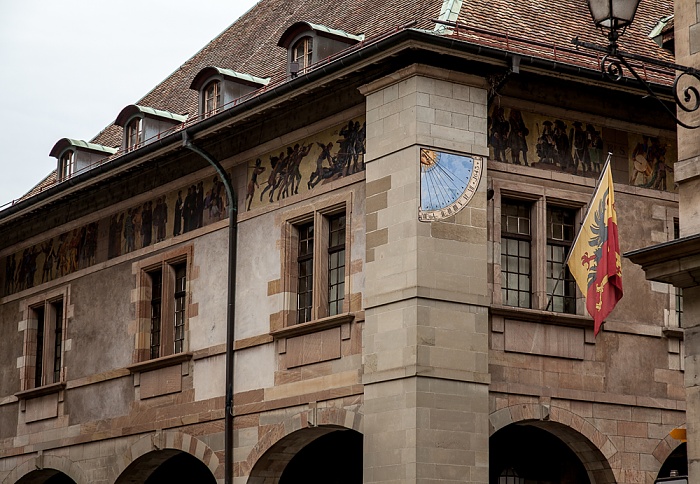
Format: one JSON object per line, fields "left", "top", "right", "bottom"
{"left": 182, "top": 131, "right": 237, "bottom": 484}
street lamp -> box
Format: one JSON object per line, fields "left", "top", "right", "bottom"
{"left": 587, "top": 0, "right": 641, "bottom": 31}
{"left": 572, "top": 0, "right": 700, "bottom": 129}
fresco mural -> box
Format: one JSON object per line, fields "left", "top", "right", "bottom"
{"left": 246, "top": 116, "right": 366, "bottom": 211}
{"left": 628, "top": 134, "right": 676, "bottom": 190}
{"left": 0, "top": 116, "right": 365, "bottom": 297}
{"left": 487, "top": 106, "right": 677, "bottom": 191}
{"left": 488, "top": 107, "right": 605, "bottom": 175}
{"left": 1, "top": 173, "right": 229, "bottom": 297}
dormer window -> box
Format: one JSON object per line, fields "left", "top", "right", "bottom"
{"left": 278, "top": 22, "right": 364, "bottom": 78}
{"left": 190, "top": 67, "right": 270, "bottom": 116}
{"left": 204, "top": 81, "right": 221, "bottom": 115}
{"left": 59, "top": 151, "right": 74, "bottom": 180}
{"left": 115, "top": 105, "right": 186, "bottom": 152}
{"left": 50, "top": 139, "right": 118, "bottom": 182}
{"left": 292, "top": 37, "right": 313, "bottom": 73}
{"left": 126, "top": 117, "right": 143, "bottom": 151}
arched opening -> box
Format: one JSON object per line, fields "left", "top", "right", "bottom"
{"left": 657, "top": 442, "right": 688, "bottom": 480}
{"left": 116, "top": 449, "right": 215, "bottom": 484}
{"left": 249, "top": 428, "right": 362, "bottom": 483}
{"left": 280, "top": 429, "right": 362, "bottom": 483}
{"left": 490, "top": 424, "right": 591, "bottom": 483}
{"left": 15, "top": 470, "right": 75, "bottom": 484}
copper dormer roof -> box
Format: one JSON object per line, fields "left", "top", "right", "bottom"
{"left": 189, "top": 67, "right": 271, "bottom": 91}
{"left": 114, "top": 105, "right": 188, "bottom": 127}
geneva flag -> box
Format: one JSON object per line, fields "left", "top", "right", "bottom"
{"left": 567, "top": 158, "right": 623, "bottom": 336}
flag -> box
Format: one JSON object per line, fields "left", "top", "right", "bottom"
{"left": 567, "top": 156, "right": 623, "bottom": 335}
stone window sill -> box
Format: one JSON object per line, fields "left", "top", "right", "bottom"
{"left": 15, "top": 382, "right": 66, "bottom": 401}
{"left": 271, "top": 313, "right": 356, "bottom": 339}
{"left": 663, "top": 327, "right": 684, "bottom": 340}
{"left": 490, "top": 305, "right": 591, "bottom": 328}
{"left": 127, "top": 352, "right": 193, "bottom": 374}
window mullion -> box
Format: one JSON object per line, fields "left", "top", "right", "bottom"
{"left": 316, "top": 213, "right": 330, "bottom": 320}
{"left": 531, "top": 199, "right": 547, "bottom": 310}
{"left": 44, "top": 301, "right": 58, "bottom": 385}
{"left": 161, "top": 263, "right": 176, "bottom": 357}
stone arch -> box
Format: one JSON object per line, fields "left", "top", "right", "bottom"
{"left": 653, "top": 424, "right": 686, "bottom": 472}
{"left": 114, "top": 430, "right": 219, "bottom": 481}
{"left": 3, "top": 455, "right": 87, "bottom": 484}
{"left": 245, "top": 406, "right": 363, "bottom": 483}
{"left": 490, "top": 403, "right": 618, "bottom": 484}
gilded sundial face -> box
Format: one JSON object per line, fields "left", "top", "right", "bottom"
{"left": 418, "top": 148, "right": 483, "bottom": 222}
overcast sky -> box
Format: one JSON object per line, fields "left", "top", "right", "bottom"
{"left": 0, "top": 0, "right": 259, "bottom": 208}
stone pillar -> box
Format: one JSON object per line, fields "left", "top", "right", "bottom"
{"left": 360, "top": 65, "right": 490, "bottom": 483}
{"left": 674, "top": 0, "right": 700, "bottom": 478}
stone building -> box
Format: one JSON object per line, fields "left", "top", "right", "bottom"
{"left": 0, "top": 0, "right": 687, "bottom": 482}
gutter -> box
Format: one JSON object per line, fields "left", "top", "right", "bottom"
{"left": 182, "top": 132, "right": 237, "bottom": 484}
{"left": 0, "top": 28, "right": 674, "bottom": 225}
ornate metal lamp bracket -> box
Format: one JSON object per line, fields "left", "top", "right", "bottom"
{"left": 572, "top": 36, "right": 700, "bottom": 129}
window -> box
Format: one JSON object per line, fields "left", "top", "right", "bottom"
{"left": 289, "top": 209, "right": 347, "bottom": 324}
{"left": 546, "top": 206, "right": 576, "bottom": 314}
{"left": 496, "top": 191, "right": 584, "bottom": 314}
{"left": 674, "top": 218, "right": 683, "bottom": 326}
{"left": 292, "top": 37, "right": 313, "bottom": 73}
{"left": 501, "top": 199, "right": 531, "bottom": 308}
{"left": 204, "top": 80, "right": 221, "bottom": 115}
{"left": 26, "top": 297, "right": 65, "bottom": 389}
{"left": 126, "top": 117, "right": 143, "bottom": 150}
{"left": 297, "top": 222, "right": 314, "bottom": 324}
{"left": 145, "top": 260, "right": 188, "bottom": 359}
{"left": 58, "top": 151, "right": 74, "bottom": 181}
{"left": 134, "top": 246, "right": 191, "bottom": 362}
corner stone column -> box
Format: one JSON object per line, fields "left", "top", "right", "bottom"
{"left": 359, "top": 65, "right": 490, "bottom": 483}
{"left": 675, "top": 0, "right": 700, "bottom": 480}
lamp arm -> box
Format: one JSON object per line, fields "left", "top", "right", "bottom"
{"left": 572, "top": 37, "right": 700, "bottom": 130}
{"left": 614, "top": 55, "right": 700, "bottom": 130}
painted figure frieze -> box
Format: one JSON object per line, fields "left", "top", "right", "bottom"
{"left": 1, "top": 174, "right": 229, "bottom": 297}
{"left": 628, "top": 134, "right": 676, "bottom": 191}
{"left": 489, "top": 107, "right": 605, "bottom": 174}
{"left": 488, "top": 106, "right": 676, "bottom": 191}
{"left": 246, "top": 117, "right": 366, "bottom": 211}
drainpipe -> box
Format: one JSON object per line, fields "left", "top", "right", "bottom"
{"left": 182, "top": 131, "right": 237, "bottom": 484}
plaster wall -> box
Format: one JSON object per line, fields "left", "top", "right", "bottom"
{"left": 235, "top": 210, "right": 282, "bottom": 340}
{"left": 189, "top": 227, "right": 229, "bottom": 351}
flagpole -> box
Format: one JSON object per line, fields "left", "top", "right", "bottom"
{"left": 544, "top": 152, "right": 613, "bottom": 311}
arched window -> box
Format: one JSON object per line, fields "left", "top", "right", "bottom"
{"left": 204, "top": 80, "right": 221, "bottom": 115}
{"left": 292, "top": 36, "right": 313, "bottom": 72}
{"left": 59, "top": 151, "right": 74, "bottom": 181}
{"left": 126, "top": 118, "right": 143, "bottom": 151}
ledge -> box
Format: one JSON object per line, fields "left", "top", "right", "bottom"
{"left": 663, "top": 327, "right": 685, "bottom": 340}
{"left": 270, "top": 313, "right": 355, "bottom": 339}
{"left": 126, "top": 352, "right": 192, "bottom": 374}
{"left": 15, "top": 382, "right": 66, "bottom": 401}
{"left": 490, "top": 305, "right": 592, "bottom": 328}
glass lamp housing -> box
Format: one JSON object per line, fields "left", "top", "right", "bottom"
{"left": 587, "top": 0, "right": 641, "bottom": 29}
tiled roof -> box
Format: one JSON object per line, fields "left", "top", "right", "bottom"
{"left": 453, "top": 0, "right": 675, "bottom": 85}
{"left": 91, "top": 0, "right": 442, "bottom": 148}
{"left": 19, "top": 0, "right": 674, "bottom": 205}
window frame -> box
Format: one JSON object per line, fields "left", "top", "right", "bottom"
{"left": 545, "top": 205, "right": 577, "bottom": 314}
{"left": 494, "top": 186, "right": 585, "bottom": 314}
{"left": 134, "top": 245, "right": 192, "bottom": 362}
{"left": 58, "top": 150, "right": 75, "bottom": 181}
{"left": 283, "top": 203, "right": 350, "bottom": 327}
{"left": 500, "top": 198, "right": 533, "bottom": 309}
{"left": 203, "top": 80, "right": 221, "bottom": 116}
{"left": 292, "top": 36, "right": 314, "bottom": 73}
{"left": 126, "top": 117, "right": 143, "bottom": 151}
{"left": 20, "top": 287, "right": 69, "bottom": 391}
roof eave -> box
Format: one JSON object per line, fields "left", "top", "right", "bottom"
{"left": 0, "top": 29, "right": 675, "bottom": 224}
